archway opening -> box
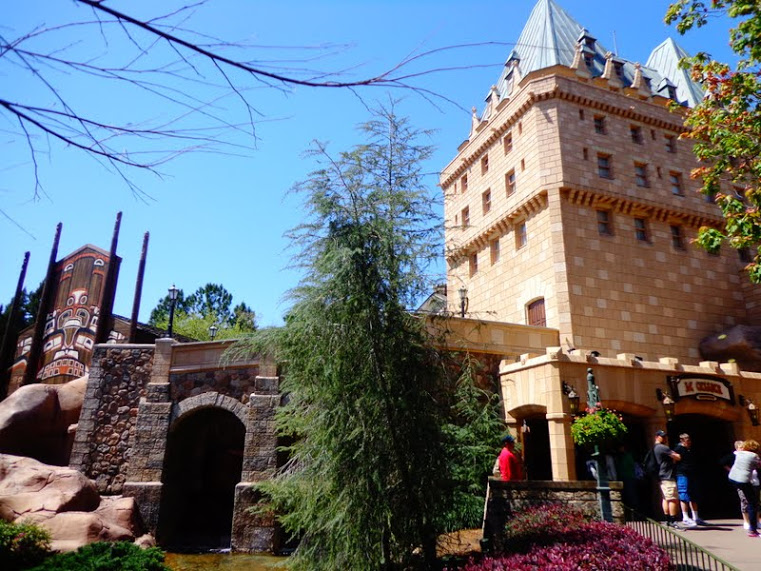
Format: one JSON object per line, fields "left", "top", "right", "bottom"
{"left": 669, "top": 414, "right": 737, "bottom": 519}
{"left": 522, "top": 416, "right": 552, "bottom": 480}
{"left": 158, "top": 407, "right": 245, "bottom": 551}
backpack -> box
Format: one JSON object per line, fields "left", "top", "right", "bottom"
{"left": 643, "top": 447, "right": 659, "bottom": 477}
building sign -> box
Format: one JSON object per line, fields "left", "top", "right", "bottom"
{"left": 667, "top": 374, "right": 734, "bottom": 403}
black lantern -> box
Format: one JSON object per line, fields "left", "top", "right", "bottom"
{"left": 209, "top": 324, "right": 218, "bottom": 341}
{"left": 458, "top": 286, "right": 468, "bottom": 318}
{"left": 563, "top": 381, "right": 580, "bottom": 416}
{"left": 167, "top": 284, "right": 179, "bottom": 338}
{"left": 748, "top": 399, "right": 760, "bottom": 427}
{"left": 661, "top": 392, "right": 675, "bottom": 422}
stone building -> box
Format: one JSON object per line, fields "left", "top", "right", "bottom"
{"left": 438, "top": 0, "right": 761, "bottom": 517}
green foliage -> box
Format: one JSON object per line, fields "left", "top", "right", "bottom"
{"left": 0, "top": 282, "right": 43, "bottom": 338}
{"left": 0, "top": 519, "right": 51, "bottom": 571}
{"left": 439, "top": 354, "right": 505, "bottom": 531}
{"left": 232, "top": 103, "right": 445, "bottom": 570}
{"left": 666, "top": 1, "right": 761, "bottom": 281}
{"left": 570, "top": 407, "right": 628, "bottom": 450}
{"left": 30, "top": 541, "right": 169, "bottom": 571}
{"left": 149, "top": 283, "right": 256, "bottom": 339}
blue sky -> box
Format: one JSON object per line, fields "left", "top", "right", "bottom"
{"left": 1, "top": 0, "right": 733, "bottom": 328}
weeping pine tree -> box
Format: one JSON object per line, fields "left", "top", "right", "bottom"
{"left": 236, "top": 103, "right": 448, "bottom": 570}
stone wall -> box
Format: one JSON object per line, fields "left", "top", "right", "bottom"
{"left": 69, "top": 344, "right": 154, "bottom": 493}
{"left": 483, "top": 479, "right": 624, "bottom": 552}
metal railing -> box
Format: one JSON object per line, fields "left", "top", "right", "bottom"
{"left": 624, "top": 508, "right": 739, "bottom": 571}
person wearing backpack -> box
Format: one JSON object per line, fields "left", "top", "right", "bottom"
{"left": 653, "top": 430, "right": 682, "bottom": 528}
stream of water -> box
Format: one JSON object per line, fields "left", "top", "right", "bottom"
{"left": 165, "top": 552, "right": 287, "bottom": 570}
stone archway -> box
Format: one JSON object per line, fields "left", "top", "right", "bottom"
{"left": 157, "top": 406, "right": 245, "bottom": 550}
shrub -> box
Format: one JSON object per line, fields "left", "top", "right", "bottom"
{"left": 447, "top": 503, "right": 673, "bottom": 571}
{"left": 0, "top": 520, "right": 52, "bottom": 570}
{"left": 30, "top": 541, "right": 169, "bottom": 571}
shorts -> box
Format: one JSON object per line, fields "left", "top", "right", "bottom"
{"left": 677, "top": 474, "right": 691, "bottom": 502}
{"left": 660, "top": 479, "right": 678, "bottom": 502}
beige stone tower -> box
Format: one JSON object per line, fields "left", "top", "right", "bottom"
{"left": 441, "top": 0, "right": 757, "bottom": 365}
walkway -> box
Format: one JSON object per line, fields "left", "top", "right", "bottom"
{"left": 667, "top": 518, "right": 760, "bottom": 571}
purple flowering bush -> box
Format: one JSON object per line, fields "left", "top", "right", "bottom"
{"left": 446, "top": 504, "right": 673, "bottom": 571}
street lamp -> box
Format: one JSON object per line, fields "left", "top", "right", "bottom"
{"left": 167, "top": 284, "right": 179, "bottom": 338}
{"left": 458, "top": 286, "right": 468, "bottom": 318}
{"left": 586, "top": 368, "right": 612, "bottom": 522}
{"left": 209, "top": 324, "right": 218, "bottom": 341}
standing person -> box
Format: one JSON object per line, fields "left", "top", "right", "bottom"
{"left": 728, "top": 439, "right": 761, "bottom": 538}
{"left": 498, "top": 434, "right": 523, "bottom": 481}
{"left": 674, "top": 433, "right": 706, "bottom": 527}
{"left": 653, "top": 430, "right": 682, "bottom": 528}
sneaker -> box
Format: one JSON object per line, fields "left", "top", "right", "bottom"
{"left": 682, "top": 519, "right": 698, "bottom": 529}
{"left": 694, "top": 518, "right": 709, "bottom": 526}
{"left": 744, "top": 522, "right": 751, "bottom": 530}
{"left": 666, "top": 521, "right": 680, "bottom": 529}
{"left": 748, "top": 531, "right": 759, "bottom": 538}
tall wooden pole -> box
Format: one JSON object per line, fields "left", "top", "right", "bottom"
{"left": 95, "top": 212, "right": 122, "bottom": 345}
{"left": 0, "top": 252, "right": 30, "bottom": 399}
{"left": 22, "top": 223, "right": 62, "bottom": 387}
{"left": 129, "top": 232, "right": 150, "bottom": 342}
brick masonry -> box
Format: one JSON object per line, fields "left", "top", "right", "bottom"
{"left": 69, "top": 338, "right": 281, "bottom": 553}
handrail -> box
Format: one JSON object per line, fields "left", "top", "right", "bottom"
{"left": 624, "top": 507, "right": 739, "bottom": 571}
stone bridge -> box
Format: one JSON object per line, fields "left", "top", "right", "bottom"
{"left": 69, "top": 338, "right": 280, "bottom": 552}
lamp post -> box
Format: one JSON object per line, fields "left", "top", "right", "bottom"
{"left": 458, "top": 286, "right": 468, "bottom": 318}
{"left": 167, "top": 284, "right": 179, "bottom": 338}
{"left": 209, "top": 324, "right": 218, "bottom": 341}
{"left": 586, "top": 367, "right": 612, "bottom": 522}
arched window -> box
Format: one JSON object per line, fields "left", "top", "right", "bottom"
{"left": 527, "top": 298, "right": 546, "bottom": 327}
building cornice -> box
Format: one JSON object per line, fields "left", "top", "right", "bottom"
{"left": 441, "top": 69, "right": 687, "bottom": 190}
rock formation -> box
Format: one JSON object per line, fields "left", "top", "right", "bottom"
{"left": 0, "top": 454, "right": 150, "bottom": 552}
{"left": 699, "top": 325, "right": 761, "bottom": 372}
{"left": 0, "top": 375, "right": 87, "bottom": 465}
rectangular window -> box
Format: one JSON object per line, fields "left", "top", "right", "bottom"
{"left": 469, "top": 252, "right": 478, "bottom": 276}
{"left": 634, "top": 162, "right": 649, "bottom": 187}
{"left": 527, "top": 298, "right": 546, "bottom": 327}
{"left": 579, "top": 109, "right": 585, "bottom": 120}
{"left": 671, "top": 225, "right": 685, "bottom": 250}
{"left": 594, "top": 115, "right": 606, "bottom": 135}
{"left": 504, "top": 132, "right": 513, "bottom": 154}
{"left": 461, "top": 174, "right": 468, "bottom": 193}
{"left": 461, "top": 206, "right": 470, "bottom": 228}
{"left": 597, "top": 154, "right": 612, "bottom": 179}
{"left": 490, "top": 238, "right": 500, "bottom": 264}
{"left": 516, "top": 221, "right": 527, "bottom": 249}
{"left": 630, "top": 125, "right": 644, "bottom": 144}
{"left": 634, "top": 218, "right": 649, "bottom": 242}
{"left": 481, "top": 154, "right": 489, "bottom": 175}
{"left": 665, "top": 135, "right": 677, "bottom": 153}
{"left": 670, "top": 172, "right": 683, "bottom": 196}
{"left": 505, "top": 169, "right": 516, "bottom": 196}
{"left": 482, "top": 189, "right": 491, "bottom": 214}
{"left": 597, "top": 210, "right": 613, "bottom": 236}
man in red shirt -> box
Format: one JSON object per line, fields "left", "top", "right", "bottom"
{"left": 498, "top": 434, "right": 522, "bottom": 481}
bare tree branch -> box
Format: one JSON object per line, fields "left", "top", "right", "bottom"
{"left": 1, "top": 0, "right": 509, "bottom": 199}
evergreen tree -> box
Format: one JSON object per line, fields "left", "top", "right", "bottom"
{"left": 234, "top": 103, "right": 445, "bottom": 570}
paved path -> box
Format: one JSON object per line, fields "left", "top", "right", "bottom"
{"left": 667, "top": 519, "right": 761, "bottom": 571}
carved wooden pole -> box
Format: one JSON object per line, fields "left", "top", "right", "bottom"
{"left": 129, "top": 232, "right": 150, "bottom": 343}
{"left": 0, "top": 252, "right": 30, "bottom": 399}
{"left": 22, "top": 223, "right": 61, "bottom": 386}
{"left": 95, "top": 212, "right": 122, "bottom": 345}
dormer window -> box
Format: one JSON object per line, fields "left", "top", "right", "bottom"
{"left": 613, "top": 61, "right": 625, "bottom": 82}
